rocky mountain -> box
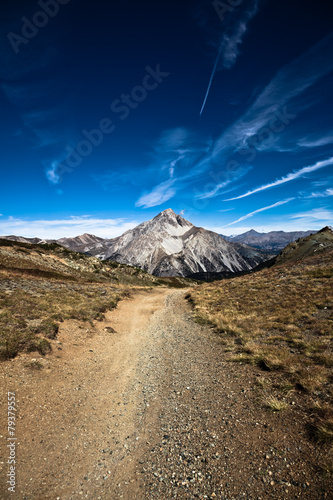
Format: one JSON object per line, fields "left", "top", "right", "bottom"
{"left": 94, "top": 209, "right": 272, "bottom": 277}
{"left": 0, "top": 235, "right": 53, "bottom": 245}
{"left": 0, "top": 210, "right": 274, "bottom": 277}
{"left": 57, "top": 233, "right": 107, "bottom": 254}
{"left": 222, "top": 229, "right": 314, "bottom": 252}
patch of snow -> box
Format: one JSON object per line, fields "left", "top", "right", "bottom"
{"left": 162, "top": 222, "right": 192, "bottom": 237}
{"left": 161, "top": 237, "right": 184, "bottom": 255}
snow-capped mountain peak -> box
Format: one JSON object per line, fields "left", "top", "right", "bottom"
{"left": 97, "top": 210, "right": 271, "bottom": 276}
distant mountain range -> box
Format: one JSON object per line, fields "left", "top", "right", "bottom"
{"left": 222, "top": 229, "right": 315, "bottom": 252}
{"left": 2, "top": 210, "right": 323, "bottom": 277}
{"left": 190, "top": 226, "right": 333, "bottom": 281}
{"left": 0, "top": 209, "right": 273, "bottom": 277}
{"left": 1, "top": 219, "right": 331, "bottom": 283}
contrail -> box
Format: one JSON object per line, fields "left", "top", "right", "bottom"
{"left": 199, "top": 44, "right": 222, "bottom": 117}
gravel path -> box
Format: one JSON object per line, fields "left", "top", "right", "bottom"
{"left": 0, "top": 288, "right": 330, "bottom": 499}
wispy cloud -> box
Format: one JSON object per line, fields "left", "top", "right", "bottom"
{"left": 219, "top": 0, "right": 260, "bottom": 69}
{"left": 290, "top": 208, "right": 333, "bottom": 227}
{"left": 0, "top": 216, "right": 138, "bottom": 240}
{"left": 223, "top": 198, "right": 294, "bottom": 227}
{"left": 135, "top": 128, "right": 210, "bottom": 208}
{"left": 226, "top": 157, "right": 333, "bottom": 201}
{"left": 135, "top": 32, "right": 333, "bottom": 206}
{"left": 188, "top": 33, "right": 333, "bottom": 199}
{"left": 136, "top": 178, "right": 177, "bottom": 208}
{"left": 200, "top": 0, "right": 260, "bottom": 115}
{"left": 195, "top": 165, "right": 252, "bottom": 200}
{"left": 210, "top": 32, "right": 333, "bottom": 158}
{"left": 297, "top": 133, "right": 333, "bottom": 149}
{"left": 305, "top": 188, "right": 333, "bottom": 198}
{"left": 312, "top": 179, "right": 331, "bottom": 188}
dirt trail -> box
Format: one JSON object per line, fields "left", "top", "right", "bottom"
{"left": 0, "top": 288, "right": 171, "bottom": 499}
{"left": 0, "top": 288, "right": 331, "bottom": 499}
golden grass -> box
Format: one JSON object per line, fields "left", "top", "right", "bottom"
{"left": 188, "top": 250, "right": 333, "bottom": 445}
{"left": 0, "top": 284, "right": 128, "bottom": 360}
{"left": 0, "top": 239, "right": 194, "bottom": 360}
{"left": 264, "top": 396, "right": 288, "bottom": 412}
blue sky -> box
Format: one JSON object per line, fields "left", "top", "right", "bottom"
{"left": 0, "top": 0, "right": 332, "bottom": 238}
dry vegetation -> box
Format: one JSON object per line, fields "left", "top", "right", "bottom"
{"left": 188, "top": 249, "right": 333, "bottom": 453}
{"left": 0, "top": 281, "right": 130, "bottom": 360}
{"left": 0, "top": 239, "right": 192, "bottom": 361}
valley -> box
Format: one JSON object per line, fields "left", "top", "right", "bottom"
{"left": 0, "top": 225, "right": 332, "bottom": 499}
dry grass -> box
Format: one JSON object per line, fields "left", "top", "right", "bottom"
{"left": 0, "top": 239, "right": 194, "bottom": 361}
{"left": 0, "top": 284, "right": 128, "bottom": 360}
{"left": 188, "top": 250, "right": 333, "bottom": 446}
{"left": 307, "top": 403, "right": 333, "bottom": 446}
{"left": 264, "top": 396, "right": 288, "bottom": 412}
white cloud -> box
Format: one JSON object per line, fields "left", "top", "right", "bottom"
{"left": 290, "top": 208, "right": 333, "bottom": 225}
{"left": 222, "top": 198, "right": 294, "bottom": 228}
{"left": 0, "top": 217, "right": 138, "bottom": 239}
{"left": 226, "top": 157, "right": 333, "bottom": 200}
{"left": 135, "top": 128, "right": 211, "bottom": 208}
{"left": 156, "top": 127, "right": 190, "bottom": 151}
{"left": 312, "top": 179, "right": 331, "bottom": 187}
{"left": 136, "top": 178, "right": 177, "bottom": 208}
{"left": 211, "top": 32, "right": 333, "bottom": 158}
{"left": 297, "top": 133, "right": 333, "bottom": 149}
{"left": 45, "top": 160, "right": 61, "bottom": 185}
{"left": 219, "top": 0, "right": 260, "bottom": 69}
{"left": 190, "top": 33, "right": 333, "bottom": 199}
{"left": 139, "top": 34, "right": 333, "bottom": 205}
{"left": 200, "top": 0, "right": 260, "bottom": 115}
{"left": 195, "top": 165, "right": 252, "bottom": 200}
{"left": 306, "top": 188, "right": 333, "bottom": 198}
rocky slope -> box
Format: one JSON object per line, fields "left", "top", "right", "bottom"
{"left": 274, "top": 226, "right": 333, "bottom": 264}
{"left": 57, "top": 233, "right": 106, "bottom": 254}
{"left": 0, "top": 238, "right": 190, "bottom": 287}
{"left": 100, "top": 209, "right": 272, "bottom": 277}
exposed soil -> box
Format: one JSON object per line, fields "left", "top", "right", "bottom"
{"left": 0, "top": 288, "right": 331, "bottom": 499}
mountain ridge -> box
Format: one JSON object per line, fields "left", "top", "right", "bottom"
{"left": 222, "top": 229, "right": 315, "bottom": 252}
{"left": 90, "top": 209, "right": 273, "bottom": 276}
{"left": 274, "top": 225, "right": 333, "bottom": 264}
{"left": 0, "top": 209, "right": 274, "bottom": 277}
